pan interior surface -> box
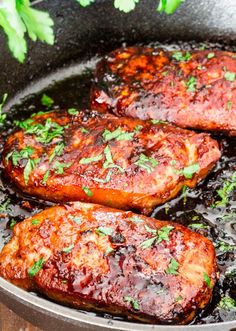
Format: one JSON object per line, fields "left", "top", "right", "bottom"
{"left": 0, "top": 0, "right": 236, "bottom": 330}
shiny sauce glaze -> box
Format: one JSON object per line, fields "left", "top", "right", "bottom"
{"left": 0, "top": 41, "right": 235, "bottom": 325}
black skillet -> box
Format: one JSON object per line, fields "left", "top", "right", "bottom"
{"left": 0, "top": 0, "right": 235, "bottom": 330}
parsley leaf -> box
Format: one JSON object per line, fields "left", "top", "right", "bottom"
{"left": 42, "top": 169, "right": 50, "bottom": 185}
{"left": 166, "top": 258, "right": 179, "bottom": 275}
{"left": 207, "top": 52, "right": 215, "bottom": 59}
{"left": 123, "top": 296, "right": 140, "bottom": 310}
{"left": 49, "top": 143, "right": 65, "bottom": 163}
{"left": 177, "top": 163, "right": 200, "bottom": 179}
{"left": 157, "top": 0, "right": 185, "bottom": 14}
{"left": 134, "top": 153, "right": 158, "bottom": 174}
{"left": 62, "top": 244, "right": 74, "bottom": 253}
{"left": 82, "top": 185, "right": 93, "bottom": 197}
{"left": 96, "top": 226, "right": 113, "bottom": 236}
{"left": 224, "top": 71, "right": 235, "bottom": 82}
{"left": 79, "top": 154, "right": 103, "bottom": 165}
{"left": 203, "top": 272, "right": 212, "bottom": 288}
{"left": 219, "top": 297, "right": 236, "bottom": 310}
{"left": 114, "top": 0, "right": 139, "bottom": 13}
{"left": 24, "top": 158, "right": 40, "bottom": 184}
{"left": 188, "top": 223, "right": 209, "bottom": 229}
{"left": 9, "top": 219, "right": 17, "bottom": 229}
{"left": 76, "top": 0, "right": 95, "bottom": 6}
{"left": 6, "top": 146, "right": 34, "bottom": 166}
{"left": 53, "top": 161, "right": 72, "bottom": 175}
{"left": 0, "top": 93, "right": 8, "bottom": 126}
{"left": 185, "top": 76, "right": 197, "bottom": 92}
{"left": 41, "top": 94, "right": 54, "bottom": 108}
{"left": 28, "top": 258, "right": 44, "bottom": 277}
{"left": 31, "top": 219, "right": 40, "bottom": 225}
{"left": 140, "top": 225, "right": 174, "bottom": 248}
{"left": 93, "top": 170, "right": 113, "bottom": 184}
{"left": 214, "top": 171, "right": 236, "bottom": 207}
{"left": 103, "top": 127, "right": 134, "bottom": 142}
{"left": 216, "top": 241, "right": 235, "bottom": 253}
{"left": 68, "top": 215, "right": 82, "bottom": 224}
{"left": 103, "top": 145, "right": 124, "bottom": 173}
{"left": 172, "top": 51, "right": 191, "bottom": 61}
{"left": 68, "top": 108, "right": 79, "bottom": 116}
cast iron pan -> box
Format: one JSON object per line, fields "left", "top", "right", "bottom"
{"left": 0, "top": 0, "right": 236, "bottom": 330}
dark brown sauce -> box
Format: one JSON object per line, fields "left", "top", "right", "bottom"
{"left": 0, "top": 41, "right": 235, "bottom": 325}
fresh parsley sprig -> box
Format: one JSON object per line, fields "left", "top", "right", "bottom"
{"left": 1, "top": 0, "right": 186, "bottom": 62}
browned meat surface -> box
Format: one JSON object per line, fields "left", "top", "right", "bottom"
{"left": 91, "top": 47, "right": 236, "bottom": 135}
{"left": 2, "top": 110, "right": 220, "bottom": 214}
{"left": 0, "top": 202, "right": 218, "bottom": 324}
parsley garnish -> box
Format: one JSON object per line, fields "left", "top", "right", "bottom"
{"left": 103, "top": 127, "right": 134, "bottom": 142}
{"left": 185, "top": 76, "right": 197, "bottom": 92}
{"left": 31, "top": 219, "right": 40, "bottom": 225}
{"left": 0, "top": 93, "right": 7, "bottom": 126}
{"left": 188, "top": 223, "right": 208, "bottom": 229}
{"left": 9, "top": 219, "right": 17, "bottom": 229}
{"left": 53, "top": 161, "right": 72, "bottom": 174}
{"left": 207, "top": 52, "right": 215, "bottom": 59}
{"left": 24, "top": 158, "right": 40, "bottom": 184}
{"left": 93, "top": 170, "right": 113, "bottom": 184}
{"left": 219, "top": 297, "right": 236, "bottom": 310}
{"left": 62, "top": 244, "right": 74, "bottom": 253}
{"left": 41, "top": 94, "right": 54, "bottom": 108}
{"left": 103, "top": 145, "right": 124, "bottom": 173}
{"left": 28, "top": 258, "right": 44, "bottom": 277}
{"left": 0, "top": 198, "right": 11, "bottom": 213}
{"left": 49, "top": 143, "right": 65, "bottom": 163}
{"left": 224, "top": 71, "right": 235, "bottom": 82}
{"left": 79, "top": 154, "right": 103, "bottom": 165}
{"left": 157, "top": 0, "right": 185, "bottom": 14}
{"left": 6, "top": 146, "right": 35, "bottom": 166}
{"left": 114, "top": 0, "right": 139, "bottom": 13}
{"left": 80, "top": 127, "right": 89, "bottom": 134}
{"left": 203, "top": 272, "right": 212, "bottom": 288}
{"left": 129, "top": 216, "right": 143, "bottom": 223}
{"left": 68, "top": 108, "right": 79, "bottom": 116}
{"left": 177, "top": 163, "right": 200, "bottom": 179}
{"left": 151, "top": 119, "right": 168, "bottom": 124}
{"left": 96, "top": 226, "right": 113, "bottom": 236}
{"left": 214, "top": 171, "right": 236, "bottom": 207}
{"left": 134, "top": 153, "right": 158, "bottom": 174}
{"left": 42, "top": 169, "right": 50, "bottom": 185}
{"left": 68, "top": 215, "right": 82, "bottom": 224}
{"left": 140, "top": 225, "right": 174, "bottom": 248}
{"left": 123, "top": 296, "right": 140, "bottom": 310}
{"left": 172, "top": 51, "right": 191, "bottom": 61}
{"left": 216, "top": 241, "right": 235, "bottom": 253}
{"left": 82, "top": 186, "right": 93, "bottom": 197}
{"left": 166, "top": 258, "right": 179, "bottom": 275}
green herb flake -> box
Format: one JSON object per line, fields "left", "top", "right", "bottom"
{"left": 140, "top": 225, "right": 174, "bottom": 248}
{"left": 172, "top": 51, "right": 191, "bottom": 62}
{"left": 227, "top": 100, "right": 232, "bottom": 110}
{"left": 93, "top": 170, "right": 113, "bottom": 184}
{"left": 151, "top": 119, "right": 168, "bottom": 125}
{"left": 68, "top": 108, "right": 79, "bottom": 116}
{"left": 207, "top": 52, "right": 215, "bottom": 59}
{"left": 177, "top": 163, "right": 200, "bottom": 179}
{"left": 31, "top": 219, "right": 40, "bottom": 225}
{"left": 203, "top": 272, "right": 212, "bottom": 288}
{"left": 219, "top": 297, "right": 236, "bottom": 310}
{"left": 0, "top": 93, "right": 8, "bottom": 126}
{"left": 166, "top": 258, "right": 179, "bottom": 275}
{"left": 62, "top": 244, "right": 74, "bottom": 253}
{"left": 41, "top": 94, "right": 54, "bottom": 108}
{"left": 24, "top": 158, "right": 40, "bottom": 185}
{"left": 102, "top": 127, "right": 134, "bottom": 142}
{"left": 9, "top": 219, "right": 17, "bottom": 229}
{"left": 134, "top": 153, "right": 158, "bottom": 174}
{"left": 6, "top": 146, "right": 35, "bottom": 166}
{"left": 105, "top": 247, "right": 114, "bottom": 255}
{"left": 42, "top": 169, "right": 50, "bottom": 185}
{"left": 80, "top": 127, "right": 89, "bottom": 134}
{"left": 123, "top": 296, "right": 140, "bottom": 310}
{"left": 96, "top": 226, "right": 113, "bottom": 236}
{"left": 215, "top": 171, "right": 236, "bottom": 207}
{"left": 79, "top": 154, "right": 103, "bottom": 165}
{"left": 49, "top": 143, "right": 65, "bottom": 163}
{"left": 175, "top": 295, "right": 183, "bottom": 302}
{"left": 68, "top": 215, "right": 82, "bottom": 224}
{"left": 216, "top": 241, "right": 235, "bottom": 253}
{"left": 0, "top": 198, "right": 11, "bottom": 213}
{"left": 185, "top": 76, "right": 197, "bottom": 92}
{"left": 28, "top": 258, "right": 44, "bottom": 277}
{"left": 103, "top": 145, "right": 124, "bottom": 173}
{"left": 189, "top": 223, "right": 208, "bottom": 229}
{"left": 53, "top": 161, "right": 72, "bottom": 175}
{"left": 82, "top": 185, "right": 93, "bottom": 197}
{"left": 129, "top": 216, "right": 143, "bottom": 224}
{"left": 224, "top": 71, "right": 236, "bottom": 82}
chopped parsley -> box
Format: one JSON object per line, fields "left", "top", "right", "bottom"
{"left": 129, "top": 216, "right": 143, "bottom": 224}
{"left": 31, "top": 219, "right": 40, "bottom": 225}
{"left": 207, "top": 52, "right": 215, "bottom": 59}
{"left": 9, "top": 219, "right": 17, "bottom": 229}
{"left": 214, "top": 171, "right": 236, "bottom": 207}
{"left": 0, "top": 93, "right": 7, "bottom": 126}
{"left": 166, "top": 258, "right": 179, "bottom": 275}
{"left": 28, "top": 258, "right": 44, "bottom": 277}
{"left": 49, "top": 143, "right": 65, "bottom": 163}
{"left": 42, "top": 169, "right": 50, "bottom": 185}
{"left": 172, "top": 51, "right": 191, "bottom": 61}
{"left": 82, "top": 186, "right": 93, "bottom": 197}
{"left": 96, "top": 226, "right": 113, "bottom": 236}
{"left": 68, "top": 108, "right": 79, "bottom": 116}
{"left": 140, "top": 225, "right": 174, "bottom": 248}
{"left": 102, "top": 127, "right": 135, "bottom": 142}
{"left": 93, "top": 170, "right": 113, "bottom": 184}
{"left": 151, "top": 119, "right": 168, "bottom": 125}
{"left": 24, "top": 158, "right": 40, "bottom": 184}
{"left": 80, "top": 127, "right": 89, "bottom": 134}
{"left": 6, "top": 146, "right": 35, "bottom": 166}
{"left": 68, "top": 215, "right": 82, "bottom": 224}
{"left": 134, "top": 153, "right": 158, "bottom": 174}
{"left": 224, "top": 71, "right": 235, "bottom": 82}
{"left": 103, "top": 145, "right": 124, "bottom": 173}
{"left": 53, "top": 161, "right": 72, "bottom": 174}
{"left": 79, "top": 154, "right": 103, "bottom": 165}
{"left": 177, "top": 163, "right": 200, "bottom": 179}
{"left": 185, "top": 76, "right": 197, "bottom": 92}
{"left": 203, "top": 272, "right": 211, "bottom": 288}
{"left": 0, "top": 198, "right": 11, "bottom": 213}
{"left": 123, "top": 296, "right": 140, "bottom": 310}
{"left": 188, "top": 223, "right": 208, "bottom": 229}
{"left": 41, "top": 94, "right": 54, "bottom": 108}
{"left": 219, "top": 297, "right": 236, "bottom": 310}
{"left": 62, "top": 244, "right": 74, "bottom": 253}
{"left": 216, "top": 241, "right": 235, "bottom": 253}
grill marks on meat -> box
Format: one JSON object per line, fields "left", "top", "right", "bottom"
{"left": 91, "top": 47, "right": 236, "bottom": 135}
{"left": 2, "top": 110, "right": 220, "bottom": 214}
{"left": 0, "top": 202, "right": 218, "bottom": 324}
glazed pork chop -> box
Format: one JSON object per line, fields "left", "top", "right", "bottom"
{"left": 2, "top": 110, "right": 220, "bottom": 214}
{"left": 0, "top": 202, "right": 218, "bottom": 324}
{"left": 91, "top": 47, "right": 236, "bottom": 135}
